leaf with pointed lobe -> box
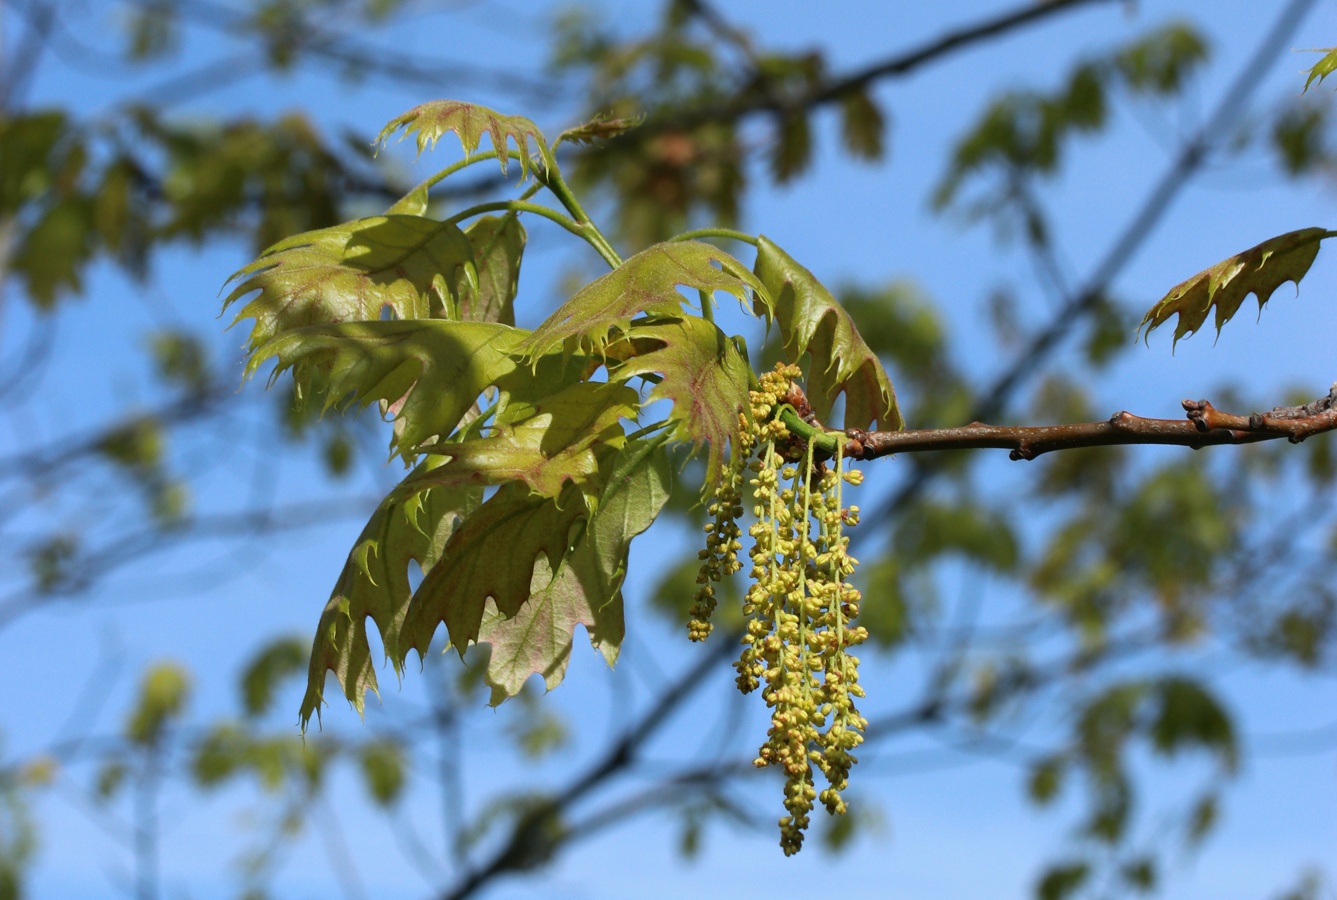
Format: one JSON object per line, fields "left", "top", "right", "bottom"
{"left": 246, "top": 319, "right": 527, "bottom": 461}
{"left": 1304, "top": 48, "right": 1337, "bottom": 92}
{"left": 1139, "top": 228, "right": 1329, "bottom": 346}
{"left": 520, "top": 240, "right": 768, "bottom": 360}
{"left": 404, "top": 481, "right": 591, "bottom": 657}
{"left": 608, "top": 316, "right": 752, "bottom": 481}
{"left": 222, "top": 215, "right": 478, "bottom": 353}
{"left": 299, "top": 460, "right": 481, "bottom": 728}
{"left": 477, "top": 435, "right": 671, "bottom": 704}
{"left": 754, "top": 236, "right": 902, "bottom": 431}
{"left": 400, "top": 381, "right": 638, "bottom": 499}
{"left": 377, "top": 100, "right": 550, "bottom": 180}
{"left": 457, "top": 214, "right": 526, "bottom": 326}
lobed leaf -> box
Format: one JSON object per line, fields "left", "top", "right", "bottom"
{"left": 456, "top": 214, "right": 526, "bottom": 326}
{"left": 299, "top": 465, "right": 480, "bottom": 727}
{"left": 399, "top": 381, "right": 638, "bottom": 498}
{"left": 377, "top": 100, "right": 550, "bottom": 180}
{"left": 247, "top": 320, "right": 527, "bottom": 460}
{"left": 403, "top": 481, "right": 590, "bottom": 656}
{"left": 1139, "top": 227, "right": 1329, "bottom": 346}
{"left": 754, "top": 236, "right": 902, "bottom": 431}
{"left": 477, "top": 435, "right": 671, "bottom": 704}
{"left": 609, "top": 317, "right": 752, "bottom": 481}
{"left": 1304, "top": 48, "right": 1337, "bottom": 92}
{"left": 222, "top": 215, "right": 477, "bottom": 353}
{"left": 520, "top": 240, "right": 768, "bottom": 360}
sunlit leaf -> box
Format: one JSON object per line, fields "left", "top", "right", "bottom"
{"left": 401, "top": 381, "right": 637, "bottom": 498}
{"left": 1139, "top": 228, "right": 1329, "bottom": 346}
{"left": 377, "top": 100, "right": 550, "bottom": 179}
{"left": 754, "top": 236, "right": 901, "bottom": 430}
{"left": 478, "top": 435, "right": 671, "bottom": 703}
{"left": 1304, "top": 48, "right": 1337, "bottom": 92}
{"left": 246, "top": 320, "right": 527, "bottom": 460}
{"left": 223, "top": 215, "right": 478, "bottom": 353}
{"left": 520, "top": 240, "right": 767, "bottom": 360}
{"left": 300, "top": 462, "right": 480, "bottom": 727}
{"left": 403, "top": 481, "right": 590, "bottom": 656}
{"left": 610, "top": 316, "right": 752, "bottom": 480}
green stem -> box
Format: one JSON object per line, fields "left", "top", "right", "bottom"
{"left": 392, "top": 143, "right": 624, "bottom": 270}
{"left": 538, "top": 165, "right": 623, "bottom": 268}
{"left": 391, "top": 149, "right": 531, "bottom": 209}
{"left": 778, "top": 407, "right": 842, "bottom": 456}
{"left": 444, "top": 200, "right": 622, "bottom": 268}
{"left": 670, "top": 228, "right": 759, "bottom": 246}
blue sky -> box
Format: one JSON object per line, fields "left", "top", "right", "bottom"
{"left": 4, "top": 1, "right": 1337, "bottom": 897}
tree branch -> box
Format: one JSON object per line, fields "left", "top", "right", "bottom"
{"left": 623, "top": 0, "right": 1118, "bottom": 138}
{"left": 844, "top": 387, "right": 1337, "bottom": 462}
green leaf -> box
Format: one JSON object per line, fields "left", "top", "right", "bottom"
{"left": 520, "top": 241, "right": 768, "bottom": 360}
{"left": 555, "top": 113, "right": 644, "bottom": 147}
{"left": 1139, "top": 228, "right": 1329, "bottom": 346}
{"left": 126, "top": 662, "right": 192, "bottom": 745}
{"left": 458, "top": 214, "right": 526, "bottom": 325}
{"left": 1149, "top": 677, "right": 1237, "bottom": 771}
{"left": 770, "top": 111, "right": 812, "bottom": 183}
{"left": 358, "top": 740, "right": 406, "bottom": 806}
{"left": 401, "top": 381, "right": 638, "bottom": 498}
{"left": 839, "top": 88, "right": 885, "bottom": 161}
{"left": 247, "top": 320, "right": 527, "bottom": 460}
{"left": 1304, "top": 48, "right": 1337, "bottom": 92}
{"left": 1037, "top": 862, "right": 1090, "bottom": 900}
{"left": 754, "top": 236, "right": 902, "bottom": 431}
{"left": 300, "top": 462, "right": 480, "bottom": 727}
{"left": 222, "top": 215, "right": 478, "bottom": 354}
{"left": 610, "top": 316, "right": 752, "bottom": 481}
{"left": 240, "top": 637, "right": 307, "bottom": 718}
{"left": 477, "top": 435, "right": 671, "bottom": 704}
{"left": 377, "top": 100, "right": 550, "bottom": 179}
{"left": 404, "top": 481, "right": 590, "bottom": 656}
{"left": 13, "top": 196, "right": 94, "bottom": 307}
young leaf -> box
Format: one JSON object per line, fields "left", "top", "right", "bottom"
{"left": 1139, "top": 227, "right": 1329, "bottom": 346}
{"left": 222, "top": 215, "right": 477, "bottom": 353}
{"left": 770, "top": 111, "right": 812, "bottom": 183}
{"left": 399, "top": 381, "right": 638, "bottom": 498}
{"left": 478, "top": 435, "right": 672, "bottom": 704}
{"left": 457, "top": 214, "right": 525, "bottom": 325}
{"left": 555, "top": 113, "right": 644, "bottom": 147}
{"left": 520, "top": 241, "right": 768, "bottom": 359}
{"left": 377, "top": 100, "right": 550, "bottom": 179}
{"left": 299, "top": 464, "right": 481, "bottom": 728}
{"left": 247, "top": 320, "right": 527, "bottom": 460}
{"left": 1304, "top": 48, "right": 1337, "bottom": 92}
{"left": 839, "top": 88, "right": 885, "bottom": 161}
{"left": 753, "top": 236, "right": 902, "bottom": 431}
{"left": 609, "top": 316, "right": 752, "bottom": 480}
{"left": 403, "top": 481, "right": 591, "bottom": 656}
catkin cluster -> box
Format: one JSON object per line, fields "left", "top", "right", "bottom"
{"left": 690, "top": 363, "right": 867, "bottom": 855}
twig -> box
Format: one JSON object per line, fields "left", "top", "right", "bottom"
{"left": 843, "top": 389, "right": 1337, "bottom": 462}
{"left": 620, "top": 0, "right": 1116, "bottom": 138}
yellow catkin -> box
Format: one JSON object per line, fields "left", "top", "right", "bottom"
{"left": 688, "top": 362, "right": 865, "bottom": 854}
